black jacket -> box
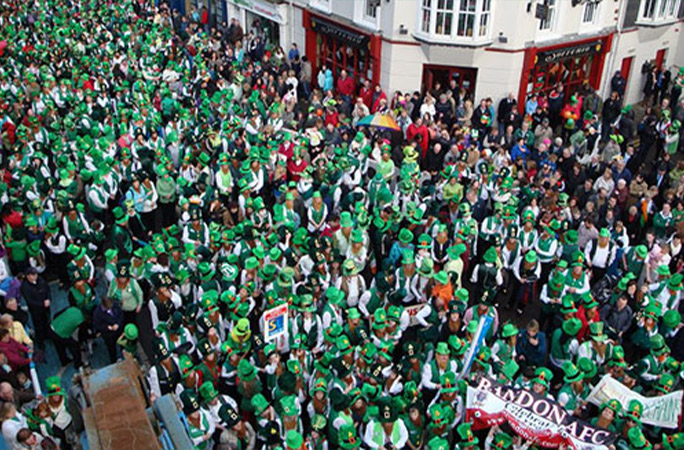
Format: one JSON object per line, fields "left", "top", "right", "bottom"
{"left": 20, "top": 277, "right": 51, "bottom": 310}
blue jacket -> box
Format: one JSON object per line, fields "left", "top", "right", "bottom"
{"left": 515, "top": 330, "right": 547, "bottom": 367}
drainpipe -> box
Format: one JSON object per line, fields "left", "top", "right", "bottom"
{"left": 601, "top": 0, "right": 626, "bottom": 99}
{"left": 290, "top": 0, "right": 295, "bottom": 47}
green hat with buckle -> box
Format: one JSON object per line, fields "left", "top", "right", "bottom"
{"left": 656, "top": 374, "right": 676, "bottom": 393}
{"left": 457, "top": 423, "right": 479, "bottom": 446}
{"left": 338, "top": 424, "right": 360, "bottom": 449}
{"left": 628, "top": 427, "right": 652, "bottom": 450}
{"left": 662, "top": 433, "right": 684, "bottom": 450}
{"left": 493, "top": 433, "right": 513, "bottom": 450}
{"left": 589, "top": 321, "right": 607, "bottom": 342}
{"left": 626, "top": 399, "right": 643, "bottom": 423}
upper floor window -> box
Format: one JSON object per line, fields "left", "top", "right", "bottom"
{"left": 639, "top": 0, "right": 681, "bottom": 22}
{"left": 417, "top": 0, "right": 492, "bottom": 42}
{"left": 354, "top": 0, "right": 380, "bottom": 29}
{"left": 582, "top": 1, "right": 599, "bottom": 24}
{"left": 539, "top": 0, "right": 557, "bottom": 30}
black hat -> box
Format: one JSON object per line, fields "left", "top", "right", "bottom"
{"left": 330, "top": 389, "right": 350, "bottom": 411}
{"left": 116, "top": 260, "right": 131, "bottom": 278}
{"left": 197, "top": 338, "right": 213, "bottom": 357}
{"left": 218, "top": 404, "right": 240, "bottom": 428}
{"left": 154, "top": 339, "right": 170, "bottom": 361}
{"left": 180, "top": 389, "right": 200, "bottom": 415}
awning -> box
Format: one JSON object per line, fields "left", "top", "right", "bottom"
{"left": 229, "top": 0, "right": 284, "bottom": 24}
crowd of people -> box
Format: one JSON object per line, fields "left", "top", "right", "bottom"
{"left": 0, "top": 0, "right": 683, "bottom": 449}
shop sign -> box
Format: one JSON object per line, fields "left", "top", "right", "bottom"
{"left": 537, "top": 40, "right": 603, "bottom": 64}
{"left": 230, "top": 0, "right": 284, "bottom": 24}
{"left": 310, "top": 16, "right": 370, "bottom": 47}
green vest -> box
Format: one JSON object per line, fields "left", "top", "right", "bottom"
{"left": 370, "top": 421, "right": 403, "bottom": 448}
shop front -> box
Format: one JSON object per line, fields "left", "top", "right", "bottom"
{"left": 517, "top": 34, "right": 612, "bottom": 110}
{"left": 422, "top": 65, "right": 478, "bottom": 99}
{"left": 303, "top": 10, "right": 382, "bottom": 88}
{"left": 227, "top": 0, "right": 286, "bottom": 48}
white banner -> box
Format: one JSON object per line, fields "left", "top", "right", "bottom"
{"left": 586, "top": 375, "right": 683, "bottom": 428}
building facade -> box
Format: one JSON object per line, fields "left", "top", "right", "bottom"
{"left": 222, "top": 0, "right": 684, "bottom": 107}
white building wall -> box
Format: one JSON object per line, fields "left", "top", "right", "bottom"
{"left": 608, "top": 25, "right": 683, "bottom": 105}
{"left": 291, "top": 0, "right": 683, "bottom": 106}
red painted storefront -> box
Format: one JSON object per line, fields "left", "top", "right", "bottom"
{"left": 302, "top": 9, "right": 382, "bottom": 88}
{"left": 517, "top": 33, "right": 613, "bottom": 112}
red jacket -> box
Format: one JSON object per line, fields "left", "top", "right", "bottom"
{"left": 0, "top": 338, "right": 30, "bottom": 371}
{"left": 406, "top": 123, "right": 429, "bottom": 153}
{"left": 337, "top": 76, "right": 355, "bottom": 97}
{"left": 360, "top": 86, "right": 373, "bottom": 108}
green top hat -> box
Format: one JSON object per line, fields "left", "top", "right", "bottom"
{"left": 577, "top": 357, "right": 597, "bottom": 379}
{"left": 124, "top": 323, "right": 138, "bottom": 341}
{"left": 251, "top": 393, "right": 269, "bottom": 415}
{"left": 435, "top": 342, "right": 450, "bottom": 356}
{"left": 281, "top": 395, "right": 300, "bottom": 417}
{"left": 427, "top": 437, "right": 449, "bottom": 450}
{"left": 650, "top": 334, "right": 667, "bottom": 355}
{"left": 626, "top": 399, "right": 643, "bottom": 423}
{"left": 449, "top": 243, "right": 468, "bottom": 260}
{"left": 457, "top": 423, "right": 479, "bottom": 446}
{"left": 562, "top": 318, "right": 582, "bottom": 336}
{"left": 668, "top": 273, "right": 683, "bottom": 291}
{"left": 662, "top": 433, "right": 684, "bottom": 450}
{"left": 493, "top": 433, "right": 513, "bottom": 450}
{"left": 482, "top": 246, "right": 497, "bottom": 263}
{"left": 664, "top": 310, "right": 681, "bottom": 329}
{"left": 398, "top": 228, "right": 413, "bottom": 244}
{"left": 500, "top": 359, "right": 519, "bottom": 381}
{"left": 501, "top": 323, "right": 518, "bottom": 338}
{"left": 656, "top": 373, "right": 676, "bottom": 393}
{"left": 562, "top": 361, "right": 583, "bottom": 383}
{"left": 338, "top": 424, "right": 360, "bottom": 449}
{"left": 46, "top": 376, "right": 64, "bottom": 397}
{"left": 237, "top": 359, "right": 257, "bottom": 381}
{"left": 340, "top": 211, "right": 353, "bottom": 228}
{"left": 286, "top": 430, "right": 303, "bottom": 449}
{"left": 601, "top": 398, "right": 622, "bottom": 415}
{"left": 532, "top": 367, "right": 553, "bottom": 388}
{"left": 199, "top": 381, "right": 218, "bottom": 402}
{"left": 589, "top": 321, "right": 606, "bottom": 342}
{"left": 628, "top": 427, "right": 652, "bottom": 450}
{"left": 635, "top": 245, "right": 648, "bottom": 259}
{"left": 434, "top": 271, "right": 449, "bottom": 285}
{"left": 440, "top": 371, "right": 458, "bottom": 393}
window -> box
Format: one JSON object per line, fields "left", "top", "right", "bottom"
{"left": 365, "top": 0, "right": 378, "bottom": 18}
{"left": 539, "top": 0, "right": 557, "bottom": 30}
{"left": 639, "top": 0, "right": 681, "bottom": 22}
{"left": 436, "top": 0, "right": 455, "bottom": 35}
{"left": 582, "top": 1, "right": 599, "bottom": 24}
{"left": 421, "top": 0, "right": 432, "bottom": 33}
{"left": 354, "top": 0, "right": 381, "bottom": 29}
{"left": 417, "top": 0, "right": 492, "bottom": 42}
{"left": 479, "top": 0, "right": 491, "bottom": 36}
